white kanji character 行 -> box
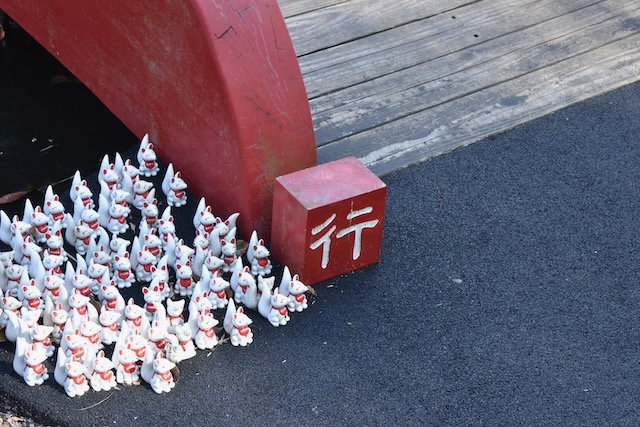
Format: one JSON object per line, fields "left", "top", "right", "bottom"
{"left": 336, "top": 207, "right": 379, "bottom": 260}
{"left": 309, "top": 213, "right": 337, "bottom": 269}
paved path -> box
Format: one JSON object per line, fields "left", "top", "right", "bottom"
{"left": 2, "top": 77, "right": 640, "bottom": 426}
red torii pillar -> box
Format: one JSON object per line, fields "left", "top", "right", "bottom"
{"left": 0, "top": 0, "right": 317, "bottom": 240}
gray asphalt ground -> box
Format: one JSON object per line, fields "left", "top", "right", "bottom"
{"left": 3, "top": 17, "right": 640, "bottom": 427}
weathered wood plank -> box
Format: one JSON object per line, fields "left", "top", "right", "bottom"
{"left": 299, "top": 0, "right": 544, "bottom": 85}
{"left": 278, "top": 0, "right": 349, "bottom": 19}
{"left": 284, "top": 0, "right": 476, "bottom": 56}
{"left": 312, "top": 0, "right": 640, "bottom": 145}
{"left": 304, "top": 0, "right": 600, "bottom": 104}
{"left": 317, "top": 31, "right": 640, "bottom": 175}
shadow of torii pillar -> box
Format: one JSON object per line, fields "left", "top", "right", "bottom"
{"left": 0, "top": 0, "right": 317, "bottom": 240}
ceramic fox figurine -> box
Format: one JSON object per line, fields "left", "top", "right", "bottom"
{"left": 99, "top": 281, "right": 126, "bottom": 317}
{"left": 98, "top": 307, "right": 121, "bottom": 345}
{"left": 132, "top": 238, "right": 157, "bottom": 283}
{"left": 28, "top": 205, "right": 51, "bottom": 244}
{"left": 193, "top": 197, "right": 216, "bottom": 234}
{"left": 157, "top": 207, "right": 177, "bottom": 250}
{"left": 87, "top": 262, "right": 109, "bottom": 295}
{"left": 0, "top": 294, "right": 22, "bottom": 330}
{"left": 109, "top": 232, "right": 130, "bottom": 258}
{"left": 98, "top": 155, "right": 119, "bottom": 192}
{"left": 188, "top": 290, "right": 213, "bottom": 320}
{"left": 150, "top": 255, "right": 170, "bottom": 299}
{"left": 113, "top": 346, "right": 140, "bottom": 386}
{"left": 112, "top": 248, "right": 135, "bottom": 289}
{"left": 67, "top": 290, "right": 99, "bottom": 327}
{"left": 61, "top": 327, "right": 88, "bottom": 365}
{"left": 223, "top": 299, "right": 253, "bottom": 347}
{"left": 258, "top": 276, "right": 291, "bottom": 327}
{"left": 213, "top": 213, "right": 239, "bottom": 243}
{"left": 42, "top": 277, "right": 69, "bottom": 314}
{"left": 162, "top": 163, "right": 188, "bottom": 207}
{"left": 141, "top": 351, "right": 176, "bottom": 394}
{"left": 132, "top": 179, "right": 155, "bottom": 210}
{"left": 248, "top": 230, "right": 272, "bottom": 276}
{"left": 61, "top": 359, "right": 90, "bottom": 397}
{"left": 146, "top": 322, "right": 169, "bottom": 357}
{"left": 89, "top": 350, "right": 117, "bottom": 392}
{"left": 220, "top": 236, "right": 237, "bottom": 273}
{"left": 136, "top": 134, "right": 160, "bottom": 177}
{"left": 70, "top": 171, "right": 94, "bottom": 210}
{"left": 30, "top": 324, "right": 55, "bottom": 357}
{"left": 44, "top": 223, "right": 67, "bottom": 261}
{"left": 99, "top": 194, "right": 130, "bottom": 234}
{"left": 120, "top": 159, "right": 140, "bottom": 188}
{"left": 191, "top": 230, "right": 209, "bottom": 278}
{"left": 139, "top": 227, "right": 163, "bottom": 264}
{"left": 189, "top": 308, "right": 217, "bottom": 350}
{"left": 174, "top": 259, "right": 194, "bottom": 297}
{"left": 279, "top": 267, "right": 310, "bottom": 313}
{"left": 73, "top": 197, "right": 100, "bottom": 234}
{"left": 2, "top": 264, "right": 27, "bottom": 296}
{"left": 167, "top": 238, "right": 194, "bottom": 273}
{"left": 44, "top": 185, "right": 67, "bottom": 227}
{"left": 165, "top": 298, "right": 185, "bottom": 334}
{"left": 140, "top": 198, "right": 159, "bottom": 230}
{"left": 49, "top": 303, "right": 68, "bottom": 344}
{"left": 203, "top": 250, "right": 224, "bottom": 277}
{"left": 70, "top": 271, "right": 93, "bottom": 298}
{"left": 126, "top": 333, "right": 148, "bottom": 363}
{"left": 68, "top": 219, "right": 95, "bottom": 256}
{"left": 123, "top": 298, "right": 150, "bottom": 336}
{"left": 204, "top": 268, "right": 230, "bottom": 310}
{"left": 80, "top": 319, "right": 104, "bottom": 353}
{"left": 20, "top": 283, "right": 43, "bottom": 312}
{"left": 142, "top": 285, "right": 163, "bottom": 321}
{"left": 165, "top": 323, "right": 196, "bottom": 363}
{"left": 41, "top": 252, "right": 65, "bottom": 280}
{"left": 18, "top": 342, "right": 49, "bottom": 387}
{"left": 14, "top": 233, "right": 41, "bottom": 266}
{"left": 0, "top": 211, "right": 30, "bottom": 247}
{"left": 230, "top": 261, "right": 259, "bottom": 310}
{"left": 110, "top": 186, "right": 130, "bottom": 208}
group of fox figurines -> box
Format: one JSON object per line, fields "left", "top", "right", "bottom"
{"left": 0, "top": 134, "right": 310, "bottom": 396}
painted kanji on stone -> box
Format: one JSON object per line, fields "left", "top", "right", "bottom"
{"left": 272, "top": 157, "right": 386, "bottom": 284}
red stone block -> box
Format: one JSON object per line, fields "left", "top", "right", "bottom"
{"left": 271, "top": 157, "right": 387, "bottom": 284}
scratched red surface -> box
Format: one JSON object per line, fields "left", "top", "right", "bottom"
{"left": 0, "top": 0, "right": 317, "bottom": 240}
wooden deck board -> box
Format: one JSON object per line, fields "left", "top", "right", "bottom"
{"left": 283, "top": 0, "right": 476, "bottom": 56}
{"left": 305, "top": 0, "right": 600, "bottom": 108}
{"left": 326, "top": 33, "right": 640, "bottom": 174}
{"left": 312, "top": 0, "right": 640, "bottom": 145}
{"left": 278, "top": 0, "right": 349, "bottom": 19}
{"left": 281, "top": 0, "right": 640, "bottom": 175}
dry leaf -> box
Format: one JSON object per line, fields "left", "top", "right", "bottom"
{"left": 0, "top": 191, "right": 28, "bottom": 205}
